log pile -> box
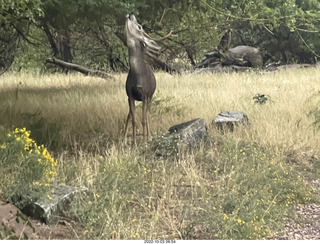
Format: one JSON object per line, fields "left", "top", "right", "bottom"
{"left": 195, "top": 29, "right": 263, "bottom": 73}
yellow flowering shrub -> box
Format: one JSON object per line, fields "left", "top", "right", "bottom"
{"left": 0, "top": 126, "right": 57, "bottom": 205}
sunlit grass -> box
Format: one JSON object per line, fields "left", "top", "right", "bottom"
{"left": 1, "top": 67, "right": 320, "bottom": 239}
{"left": 1, "top": 68, "right": 320, "bottom": 150}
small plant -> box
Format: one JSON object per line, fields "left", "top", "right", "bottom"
{"left": 0, "top": 126, "right": 58, "bottom": 207}
{"left": 253, "top": 93, "right": 269, "bottom": 104}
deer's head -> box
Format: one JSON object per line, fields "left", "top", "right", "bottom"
{"left": 125, "top": 14, "right": 160, "bottom": 52}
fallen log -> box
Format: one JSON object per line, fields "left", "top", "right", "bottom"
{"left": 196, "top": 45, "right": 262, "bottom": 69}
{"left": 195, "top": 29, "right": 263, "bottom": 71}
{"left": 45, "top": 57, "right": 115, "bottom": 80}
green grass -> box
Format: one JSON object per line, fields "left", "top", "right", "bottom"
{"left": 1, "top": 68, "right": 320, "bottom": 239}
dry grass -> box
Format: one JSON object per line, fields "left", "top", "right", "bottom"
{"left": 2, "top": 68, "right": 320, "bottom": 147}
{"left": 1, "top": 67, "right": 320, "bottom": 239}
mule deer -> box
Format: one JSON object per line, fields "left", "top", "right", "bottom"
{"left": 123, "top": 14, "right": 160, "bottom": 144}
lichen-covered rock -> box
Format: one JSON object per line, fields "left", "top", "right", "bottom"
{"left": 152, "top": 118, "right": 208, "bottom": 157}
{"left": 213, "top": 111, "right": 250, "bottom": 132}
{"left": 168, "top": 118, "right": 208, "bottom": 146}
{"left": 19, "top": 185, "right": 88, "bottom": 224}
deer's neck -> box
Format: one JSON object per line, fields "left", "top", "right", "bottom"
{"left": 128, "top": 42, "right": 148, "bottom": 73}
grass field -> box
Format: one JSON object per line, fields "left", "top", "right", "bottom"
{"left": 1, "top": 67, "right": 320, "bottom": 239}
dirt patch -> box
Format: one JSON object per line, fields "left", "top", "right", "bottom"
{"left": 0, "top": 201, "right": 35, "bottom": 239}
{"left": 0, "top": 200, "right": 84, "bottom": 240}
{"left": 270, "top": 203, "right": 320, "bottom": 240}
{"left": 31, "top": 219, "right": 85, "bottom": 240}
{"left": 270, "top": 180, "right": 320, "bottom": 240}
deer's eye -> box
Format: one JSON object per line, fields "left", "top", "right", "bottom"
{"left": 138, "top": 24, "right": 142, "bottom": 30}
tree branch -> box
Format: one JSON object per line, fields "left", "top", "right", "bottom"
{"left": 45, "top": 57, "right": 115, "bottom": 80}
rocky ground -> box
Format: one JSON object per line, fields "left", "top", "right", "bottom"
{"left": 271, "top": 203, "right": 320, "bottom": 240}
{"left": 0, "top": 200, "right": 83, "bottom": 240}
{"left": 270, "top": 179, "right": 320, "bottom": 240}
{"left": 2, "top": 181, "right": 320, "bottom": 240}
{"left": 30, "top": 219, "right": 84, "bottom": 240}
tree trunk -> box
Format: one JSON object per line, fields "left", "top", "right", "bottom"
{"left": 0, "top": 23, "right": 18, "bottom": 75}
{"left": 60, "top": 32, "right": 73, "bottom": 63}
{"left": 41, "top": 20, "right": 59, "bottom": 57}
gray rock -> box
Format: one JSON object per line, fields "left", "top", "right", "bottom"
{"left": 151, "top": 118, "right": 208, "bottom": 157}
{"left": 213, "top": 111, "right": 250, "bottom": 132}
{"left": 169, "top": 118, "right": 208, "bottom": 146}
{"left": 20, "top": 185, "right": 88, "bottom": 224}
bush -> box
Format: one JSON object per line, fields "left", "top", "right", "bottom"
{"left": 0, "top": 126, "right": 58, "bottom": 207}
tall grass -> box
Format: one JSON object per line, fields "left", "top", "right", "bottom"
{"left": 1, "top": 67, "right": 320, "bottom": 239}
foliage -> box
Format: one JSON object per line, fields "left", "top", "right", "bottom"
{"left": 253, "top": 93, "right": 269, "bottom": 104}
{"left": 0, "top": 126, "right": 58, "bottom": 207}
{"left": 1, "top": 0, "right": 319, "bottom": 73}
{"left": 0, "top": 0, "right": 44, "bottom": 72}
{"left": 0, "top": 0, "right": 43, "bottom": 23}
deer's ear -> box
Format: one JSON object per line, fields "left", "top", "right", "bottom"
{"left": 140, "top": 41, "right": 146, "bottom": 51}
{"left": 143, "top": 37, "right": 161, "bottom": 51}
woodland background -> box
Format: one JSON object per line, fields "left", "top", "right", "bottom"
{"left": 2, "top": 1, "right": 320, "bottom": 239}
{"left": 1, "top": 0, "right": 320, "bottom": 74}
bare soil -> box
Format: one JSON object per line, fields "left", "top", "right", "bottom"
{"left": 269, "top": 180, "right": 320, "bottom": 240}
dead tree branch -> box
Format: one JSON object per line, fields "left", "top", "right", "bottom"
{"left": 45, "top": 57, "right": 114, "bottom": 80}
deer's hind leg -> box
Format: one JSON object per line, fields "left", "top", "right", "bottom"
{"left": 142, "top": 99, "right": 151, "bottom": 142}
{"left": 124, "top": 98, "right": 136, "bottom": 145}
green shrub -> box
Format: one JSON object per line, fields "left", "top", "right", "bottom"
{"left": 0, "top": 126, "right": 58, "bottom": 207}
{"left": 253, "top": 93, "right": 270, "bottom": 104}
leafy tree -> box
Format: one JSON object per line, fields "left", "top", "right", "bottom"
{"left": 2, "top": 0, "right": 320, "bottom": 73}
{"left": 0, "top": 0, "right": 43, "bottom": 73}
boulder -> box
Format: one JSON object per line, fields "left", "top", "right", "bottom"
{"left": 19, "top": 185, "right": 88, "bottom": 224}
{"left": 213, "top": 111, "right": 250, "bottom": 132}
{"left": 151, "top": 118, "right": 208, "bottom": 157}
{"left": 168, "top": 118, "right": 208, "bottom": 146}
